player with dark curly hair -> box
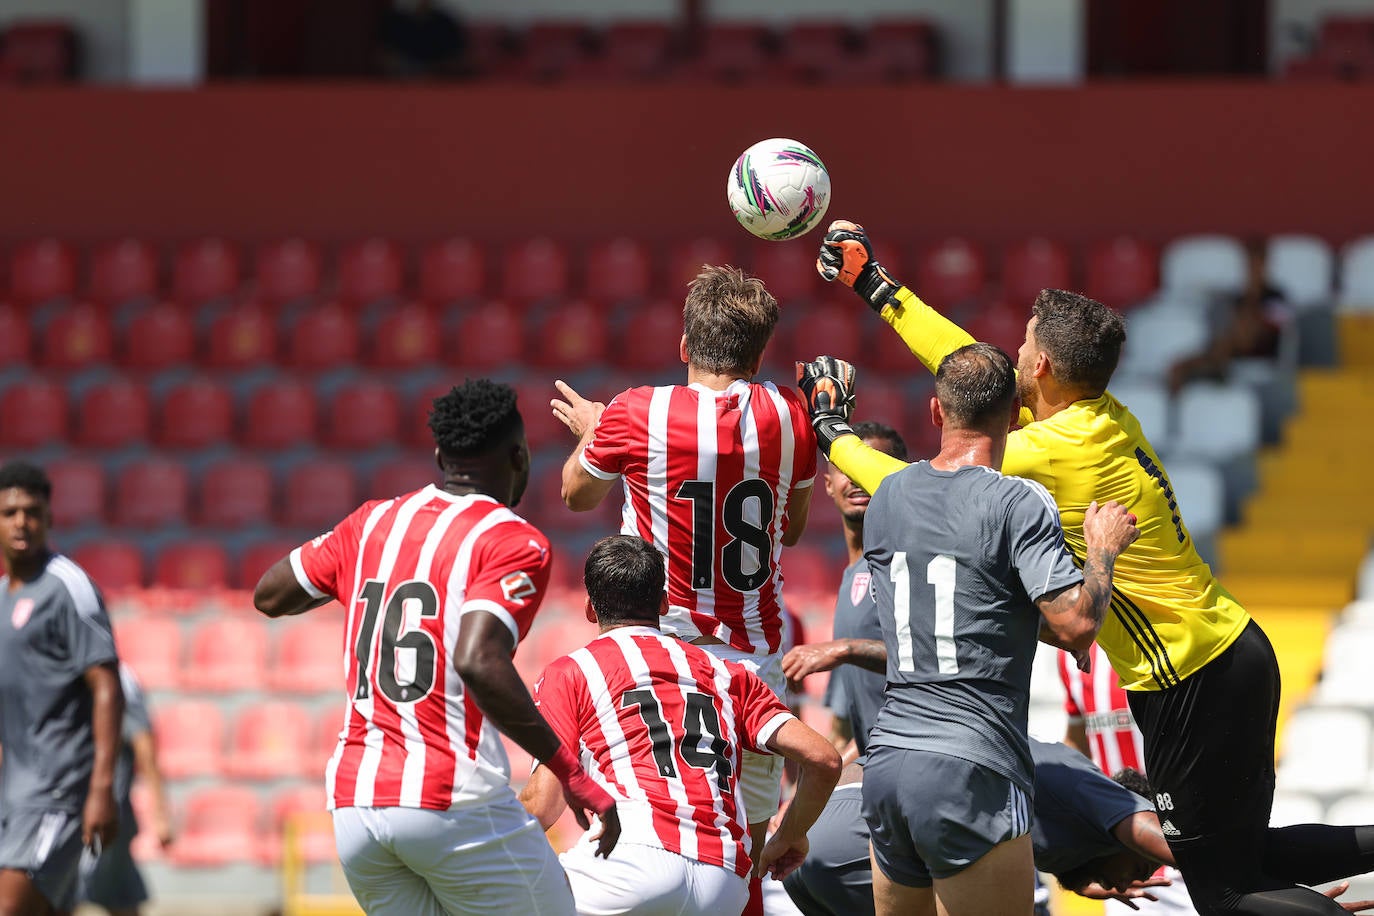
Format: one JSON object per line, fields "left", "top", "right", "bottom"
{"left": 254, "top": 378, "right": 618, "bottom": 916}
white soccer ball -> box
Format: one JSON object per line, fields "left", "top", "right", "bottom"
{"left": 726, "top": 138, "right": 831, "bottom": 241}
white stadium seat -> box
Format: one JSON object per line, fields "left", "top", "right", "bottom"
{"left": 1338, "top": 236, "right": 1374, "bottom": 311}
{"left": 1270, "top": 790, "right": 1326, "bottom": 827}
{"left": 1172, "top": 382, "right": 1261, "bottom": 462}
{"left": 1166, "top": 461, "right": 1225, "bottom": 544}
{"left": 1267, "top": 234, "right": 1334, "bottom": 309}
{"left": 1162, "top": 235, "right": 1247, "bottom": 297}
{"left": 1117, "top": 303, "right": 1211, "bottom": 385}
{"left": 1327, "top": 794, "right": 1374, "bottom": 826}
{"left": 1108, "top": 380, "right": 1171, "bottom": 452}
{"left": 1276, "top": 708, "right": 1371, "bottom": 792}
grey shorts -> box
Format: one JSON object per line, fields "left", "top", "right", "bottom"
{"left": 861, "top": 747, "right": 1031, "bottom": 886}
{"left": 0, "top": 808, "right": 92, "bottom": 911}
{"left": 82, "top": 825, "right": 148, "bottom": 910}
{"left": 782, "top": 784, "right": 874, "bottom": 916}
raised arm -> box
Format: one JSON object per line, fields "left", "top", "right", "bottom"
{"left": 781, "top": 637, "right": 888, "bottom": 693}
{"left": 795, "top": 356, "right": 909, "bottom": 496}
{"left": 552, "top": 379, "right": 617, "bottom": 512}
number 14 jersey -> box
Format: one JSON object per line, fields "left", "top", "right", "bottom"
{"left": 863, "top": 463, "right": 1082, "bottom": 794}
{"left": 579, "top": 380, "right": 817, "bottom": 655}
{"left": 291, "top": 485, "right": 553, "bottom": 812}
{"left": 533, "top": 626, "right": 794, "bottom": 876}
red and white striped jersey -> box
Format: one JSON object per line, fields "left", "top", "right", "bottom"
{"left": 533, "top": 625, "right": 794, "bottom": 876}
{"left": 579, "top": 380, "right": 817, "bottom": 655}
{"left": 1058, "top": 643, "right": 1147, "bottom": 777}
{"left": 291, "top": 484, "right": 553, "bottom": 811}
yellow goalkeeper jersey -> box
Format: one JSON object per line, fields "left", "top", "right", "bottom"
{"left": 830, "top": 288, "right": 1251, "bottom": 691}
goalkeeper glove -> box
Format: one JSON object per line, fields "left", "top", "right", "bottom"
{"left": 816, "top": 220, "right": 903, "bottom": 313}
{"left": 796, "top": 356, "right": 857, "bottom": 454}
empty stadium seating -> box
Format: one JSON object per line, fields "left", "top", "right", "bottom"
{"left": 154, "top": 700, "right": 226, "bottom": 779}
{"left": 170, "top": 786, "right": 264, "bottom": 867}
{"left": 227, "top": 701, "right": 315, "bottom": 779}
{"left": 267, "top": 615, "right": 342, "bottom": 694}
{"left": 180, "top": 616, "right": 269, "bottom": 692}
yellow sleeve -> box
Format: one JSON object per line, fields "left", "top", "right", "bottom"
{"left": 828, "top": 434, "right": 909, "bottom": 496}
{"left": 880, "top": 287, "right": 977, "bottom": 375}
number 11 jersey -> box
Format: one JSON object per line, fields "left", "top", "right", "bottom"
{"left": 291, "top": 485, "right": 553, "bottom": 812}
{"left": 863, "top": 462, "right": 1082, "bottom": 794}
{"left": 579, "top": 380, "right": 817, "bottom": 656}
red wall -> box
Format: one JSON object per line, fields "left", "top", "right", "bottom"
{"left": 1, "top": 83, "right": 1371, "bottom": 244}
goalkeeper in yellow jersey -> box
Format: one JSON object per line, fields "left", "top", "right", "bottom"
{"left": 798, "top": 220, "right": 1374, "bottom": 916}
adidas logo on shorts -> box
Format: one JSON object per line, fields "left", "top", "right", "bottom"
{"left": 1161, "top": 819, "right": 1182, "bottom": 837}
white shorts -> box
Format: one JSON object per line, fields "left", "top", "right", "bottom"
{"left": 332, "top": 794, "right": 574, "bottom": 916}
{"left": 699, "top": 645, "right": 786, "bottom": 825}
{"left": 560, "top": 841, "right": 748, "bottom": 916}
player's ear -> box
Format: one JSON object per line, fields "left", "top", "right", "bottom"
{"left": 434, "top": 447, "right": 444, "bottom": 474}
{"left": 679, "top": 335, "right": 689, "bottom": 365}
{"left": 929, "top": 396, "right": 944, "bottom": 428}
{"left": 658, "top": 592, "right": 670, "bottom": 618}
{"left": 1033, "top": 351, "right": 1052, "bottom": 379}
{"left": 583, "top": 596, "right": 598, "bottom": 624}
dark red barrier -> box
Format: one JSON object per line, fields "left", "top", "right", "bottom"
{"left": 0, "top": 83, "right": 1371, "bottom": 243}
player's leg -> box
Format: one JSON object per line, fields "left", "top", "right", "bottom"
{"left": 862, "top": 747, "right": 938, "bottom": 916}
{"left": 559, "top": 842, "right": 696, "bottom": 916}
{"left": 394, "top": 795, "right": 574, "bottom": 916}
{"left": 928, "top": 834, "right": 1034, "bottom": 916}
{"left": 781, "top": 785, "right": 874, "bottom": 916}
{"left": 869, "top": 846, "right": 936, "bottom": 916}
{"left": 0, "top": 809, "right": 88, "bottom": 916}
{"left": 0, "top": 872, "right": 52, "bottom": 916}
{"left": 80, "top": 821, "right": 148, "bottom": 916}
{"left": 332, "top": 806, "right": 446, "bottom": 916}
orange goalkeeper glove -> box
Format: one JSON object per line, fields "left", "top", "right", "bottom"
{"left": 796, "top": 356, "right": 857, "bottom": 454}
{"left": 816, "top": 220, "right": 903, "bottom": 313}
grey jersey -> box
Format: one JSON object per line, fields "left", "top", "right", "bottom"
{"left": 864, "top": 463, "right": 1081, "bottom": 791}
{"left": 0, "top": 554, "right": 119, "bottom": 813}
{"left": 823, "top": 558, "right": 885, "bottom": 759}
{"left": 1030, "top": 739, "right": 1153, "bottom": 875}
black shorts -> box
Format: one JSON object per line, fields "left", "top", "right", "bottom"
{"left": 1127, "top": 619, "right": 1280, "bottom": 844}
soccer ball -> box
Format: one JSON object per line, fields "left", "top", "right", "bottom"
{"left": 726, "top": 138, "right": 831, "bottom": 241}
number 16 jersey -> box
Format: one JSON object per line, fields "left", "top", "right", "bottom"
{"left": 863, "top": 462, "right": 1082, "bottom": 794}
{"left": 291, "top": 485, "right": 553, "bottom": 812}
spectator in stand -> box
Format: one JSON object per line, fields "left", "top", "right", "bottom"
{"left": 1167, "top": 239, "right": 1292, "bottom": 394}
{"left": 377, "top": 0, "right": 470, "bottom": 78}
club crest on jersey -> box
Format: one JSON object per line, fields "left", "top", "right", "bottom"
{"left": 500, "top": 571, "right": 537, "bottom": 603}
{"left": 11, "top": 598, "right": 34, "bottom": 629}
{"left": 851, "top": 572, "right": 871, "bottom": 606}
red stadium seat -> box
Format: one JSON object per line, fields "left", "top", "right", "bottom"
{"left": 113, "top": 458, "right": 189, "bottom": 529}
{"left": 336, "top": 237, "right": 405, "bottom": 307}
{"left": 76, "top": 379, "right": 151, "bottom": 449}
{"left": 316, "top": 709, "right": 345, "bottom": 769}
{"left": 407, "top": 379, "right": 453, "bottom": 448}
{"left": 268, "top": 616, "right": 343, "bottom": 695}
{"left": 227, "top": 701, "right": 314, "bottom": 779}
{"left": 1002, "top": 237, "right": 1073, "bottom": 305}
{"left": 870, "top": 313, "right": 922, "bottom": 375}
{"left": 916, "top": 237, "right": 987, "bottom": 309}
{"left": 169, "top": 786, "right": 262, "bottom": 867}
{"left": 242, "top": 380, "right": 318, "bottom": 451}
{"left": 448, "top": 300, "right": 525, "bottom": 369}
{"left": 0, "top": 379, "right": 66, "bottom": 447}
{"left": 46, "top": 459, "right": 106, "bottom": 528}
{"left": 1318, "top": 16, "right": 1374, "bottom": 72}
{"left": 585, "top": 238, "right": 653, "bottom": 302}
{"left": 782, "top": 545, "right": 843, "bottom": 603}
{"left": 418, "top": 238, "right": 486, "bottom": 305}
{"left": 667, "top": 238, "right": 737, "bottom": 293}
{"left": 370, "top": 302, "right": 440, "bottom": 369}
{"left": 204, "top": 302, "right": 278, "bottom": 370}
{"left": 532, "top": 299, "right": 609, "bottom": 368}
{"left": 598, "top": 23, "right": 676, "bottom": 80}
{"left": 281, "top": 461, "right": 359, "bottom": 530}
{"left": 153, "top": 701, "right": 225, "bottom": 779}
{"left": 180, "top": 616, "right": 268, "bottom": 693}
{"left": 122, "top": 303, "right": 195, "bottom": 371}
{"left": 967, "top": 297, "right": 1029, "bottom": 356}
{"left": 69, "top": 542, "right": 145, "bottom": 591}
{"left": 501, "top": 238, "right": 570, "bottom": 302}
{"left": 9, "top": 238, "right": 76, "bottom": 307}
{"left": 850, "top": 378, "right": 915, "bottom": 440}
{"left": 287, "top": 303, "right": 360, "bottom": 371}
{"left": 199, "top": 459, "right": 274, "bottom": 529}
{"left": 686, "top": 24, "right": 775, "bottom": 84}
{"left": 237, "top": 539, "right": 299, "bottom": 591}
{"left": 323, "top": 381, "right": 401, "bottom": 450}
{"left": 616, "top": 299, "right": 681, "bottom": 371}
{"left": 1085, "top": 236, "right": 1159, "bottom": 310}
{"left": 157, "top": 378, "right": 233, "bottom": 450}
{"left": 171, "top": 237, "right": 241, "bottom": 306}
{"left": 0, "top": 21, "right": 77, "bottom": 83}
{"left": 268, "top": 784, "right": 334, "bottom": 864}
{"left": 862, "top": 20, "right": 938, "bottom": 81}
{"left": 779, "top": 22, "right": 855, "bottom": 82}
{"left": 0, "top": 305, "right": 31, "bottom": 363}
{"left": 367, "top": 458, "right": 437, "bottom": 501}
{"left": 88, "top": 238, "right": 159, "bottom": 308}
{"left": 508, "top": 23, "right": 592, "bottom": 81}
{"left": 752, "top": 241, "right": 822, "bottom": 301}
{"left": 787, "top": 303, "right": 862, "bottom": 364}
{"left": 40, "top": 304, "right": 113, "bottom": 370}
{"left": 254, "top": 238, "right": 322, "bottom": 305}
{"left": 113, "top": 616, "right": 182, "bottom": 692}
{"left": 514, "top": 380, "right": 565, "bottom": 451}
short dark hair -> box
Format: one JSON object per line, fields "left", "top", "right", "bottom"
{"left": 683, "top": 265, "right": 779, "bottom": 376}
{"left": 1031, "top": 289, "right": 1126, "bottom": 396}
{"left": 851, "top": 420, "right": 908, "bottom": 461}
{"left": 584, "top": 535, "right": 665, "bottom": 626}
{"left": 0, "top": 461, "right": 51, "bottom": 503}
{"left": 1111, "top": 767, "right": 1155, "bottom": 801}
{"left": 934, "top": 343, "right": 1017, "bottom": 428}
{"left": 427, "top": 379, "right": 523, "bottom": 458}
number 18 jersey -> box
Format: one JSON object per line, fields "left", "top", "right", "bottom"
{"left": 291, "top": 485, "right": 553, "bottom": 812}
{"left": 579, "top": 380, "right": 817, "bottom": 655}
{"left": 863, "top": 462, "right": 1082, "bottom": 792}
{"left": 533, "top": 626, "right": 794, "bottom": 876}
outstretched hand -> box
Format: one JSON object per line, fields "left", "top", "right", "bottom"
{"left": 1322, "top": 880, "right": 1374, "bottom": 913}
{"left": 552, "top": 379, "right": 605, "bottom": 440}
